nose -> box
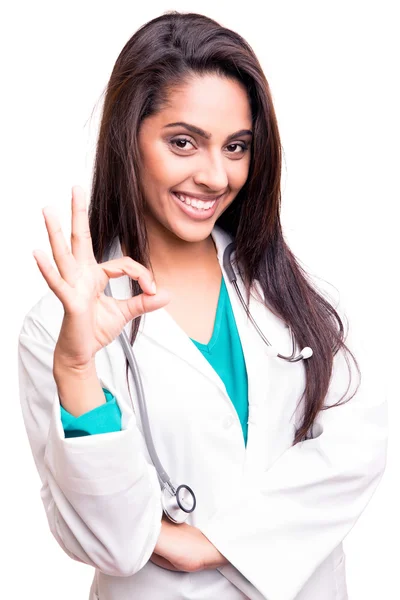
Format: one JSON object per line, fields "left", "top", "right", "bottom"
{"left": 192, "top": 151, "right": 229, "bottom": 192}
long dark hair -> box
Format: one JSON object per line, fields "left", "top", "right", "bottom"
{"left": 89, "top": 10, "right": 359, "bottom": 444}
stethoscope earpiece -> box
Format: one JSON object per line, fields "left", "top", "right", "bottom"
{"left": 300, "top": 347, "right": 313, "bottom": 359}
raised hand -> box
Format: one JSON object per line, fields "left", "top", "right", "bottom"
{"left": 33, "top": 186, "right": 170, "bottom": 414}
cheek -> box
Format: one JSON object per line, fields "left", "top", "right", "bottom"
{"left": 228, "top": 158, "right": 250, "bottom": 190}
{"left": 144, "top": 144, "right": 189, "bottom": 188}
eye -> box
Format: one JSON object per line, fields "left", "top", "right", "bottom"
{"left": 168, "top": 137, "right": 251, "bottom": 156}
{"left": 169, "top": 137, "right": 195, "bottom": 151}
{"left": 226, "top": 143, "right": 249, "bottom": 154}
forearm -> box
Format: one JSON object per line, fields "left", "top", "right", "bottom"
{"left": 53, "top": 357, "right": 105, "bottom": 417}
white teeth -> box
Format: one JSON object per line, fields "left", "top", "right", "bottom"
{"left": 175, "top": 193, "right": 217, "bottom": 210}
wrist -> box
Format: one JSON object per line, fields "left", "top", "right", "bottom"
{"left": 53, "top": 356, "right": 97, "bottom": 384}
{"left": 53, "top": 358, "right": 106, "bottom": 418}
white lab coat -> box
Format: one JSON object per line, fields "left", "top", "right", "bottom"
{"left": 18, "top": 225, "right": 387, "bottom": 600}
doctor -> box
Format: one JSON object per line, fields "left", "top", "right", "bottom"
{"left": 18, "top": 11, "right": 387, "bottom": 600}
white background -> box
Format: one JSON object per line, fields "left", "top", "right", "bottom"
{"left": 1, "top": 1, "right": 398, "bottom": 598}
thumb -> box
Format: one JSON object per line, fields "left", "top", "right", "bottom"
{"left": 117, "top": 288, "right": 171, "bottom": 323}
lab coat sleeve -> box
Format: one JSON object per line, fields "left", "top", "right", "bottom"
{"left": 200, "top": 336, "right": 388, "bottom": 600}
{"left": 18, "top": 306, "right": 163, "bottom": 577}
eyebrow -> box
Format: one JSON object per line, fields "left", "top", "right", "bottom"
{"left": 163, "top": 121, "right": 253, "bottom": 142}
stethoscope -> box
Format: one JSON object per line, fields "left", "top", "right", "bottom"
{"left": 104, "top": 241, "right": 313, "bottom": 524}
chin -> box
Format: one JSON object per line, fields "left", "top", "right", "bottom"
{"left": 168, "top": 219, "right": 217, "bottom": 244}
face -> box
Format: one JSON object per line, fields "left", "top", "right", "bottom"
{"left": 137, "top": 74, "right": 252, "bottom": 243}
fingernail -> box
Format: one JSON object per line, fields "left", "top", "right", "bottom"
{"left": 151, "top": 281, "right": 157, "bottom": 294}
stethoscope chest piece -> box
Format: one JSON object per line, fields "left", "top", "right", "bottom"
{"left": 161, "top": 483, "right": 196, "bottom": 524}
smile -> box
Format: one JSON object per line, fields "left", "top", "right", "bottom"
{"left": 171, "top": 191, "right": 224, "bottom": 221}
{"left": 174, "top": 192, "right": 218, "bottom": 210}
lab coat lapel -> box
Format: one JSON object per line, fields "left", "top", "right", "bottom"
{"left": 141, "top": 304, "right": 228, "bottom": 395}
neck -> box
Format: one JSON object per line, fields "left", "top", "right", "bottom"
{"left": 139, "top": 211, "right": 218, "bottom": 280}
{"left": 147, "top": 224, "right": 217, "bottom": 279}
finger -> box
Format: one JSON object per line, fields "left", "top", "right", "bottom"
{"left": 71, "top": 186, "right": 96, "bottom": 265}
{"left": 33, "top": 249, "right": 73, "bottom": 305}
{"left": 116, "top": 288, "right": 171, "bottom": 323}
{"left": 101, "top": 257, "right": 157, "bottom": 296}
{"left": 42, "top": 206, "right": 76, "bottom": 285}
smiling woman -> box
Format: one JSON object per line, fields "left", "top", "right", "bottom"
{"left": 18, "top": 10, "right": 387, "bottom": 600}
{"left": 138, "top": 75, "right": 252, "bottom": 237}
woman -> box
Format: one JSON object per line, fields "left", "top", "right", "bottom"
{"left": 18, "top": 11, "right": 387, "bottom": 600}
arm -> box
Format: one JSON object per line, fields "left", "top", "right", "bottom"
{"left": 19, "top": 187, "right": 172, "bottom": 577}
{"left": 199, "top": 338, "right": 388, "bottom": 600}
{"left": 18, "top": 310, "right": 163, "bottom": 577}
